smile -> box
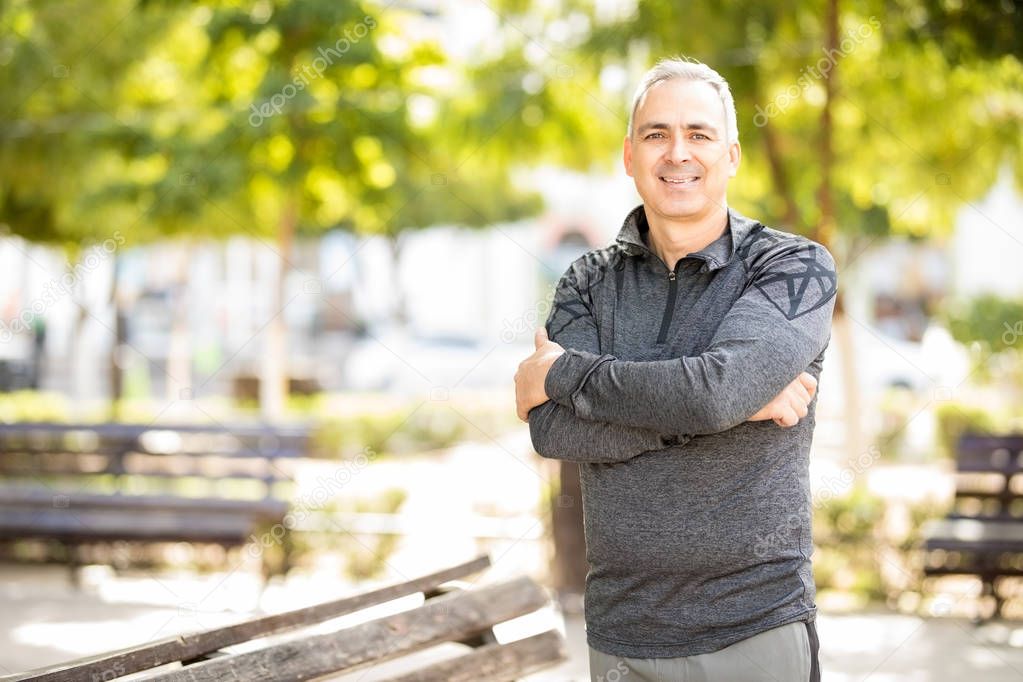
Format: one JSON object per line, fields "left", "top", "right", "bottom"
{"left": 659, "top": 175, "right": 701, "bottom": 186}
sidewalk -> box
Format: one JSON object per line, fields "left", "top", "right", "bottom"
{"left": 2, "top": 564, "right": 1022, "bottom": 681}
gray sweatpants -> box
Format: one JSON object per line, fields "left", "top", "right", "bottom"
{"left": 588, "top": 621, "right": 820, "bottom": 682}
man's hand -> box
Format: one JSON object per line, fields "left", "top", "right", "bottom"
{"left": 748, "top": 372, "right": 817, "bottom": 427}
{"left": 514, "top": 328, "right": 566, "bottom": 421}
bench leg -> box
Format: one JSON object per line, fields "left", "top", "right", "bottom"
{"left": 67, "top": 543, "right": 83, "bottom": 590}
{"left": 424, "top": 585, "right": 500, "bottom": 649}
{"left": 991, "top": 578, "right": 1007, "bottom": 620}
{"left": 455, "top": 627, "right": 499, "bottom": 649}
{"left": 972, "top": 577, "right": 1003, "bottom": 624}
{"left": 280, "top": 528, "right": 294, "bottom": 578}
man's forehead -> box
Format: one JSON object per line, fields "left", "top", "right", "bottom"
{"left": 634, "top": 79, "right": 725, "bottom": 128}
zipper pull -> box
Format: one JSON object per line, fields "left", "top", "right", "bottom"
{"left": 668, "top": 271, "right": 676, "bottom": 281}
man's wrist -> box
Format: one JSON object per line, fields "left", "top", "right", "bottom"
{"left": 543, "top": 349, "right": 614, "bottom": 409}
{"left": 543, "top": 351, "right": 577, "bottom": 404}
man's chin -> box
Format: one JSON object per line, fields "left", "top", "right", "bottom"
{"left": 646, "top": 197, "right": 709, "bottom": 221}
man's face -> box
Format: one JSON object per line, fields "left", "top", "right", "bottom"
{"left": 624, "top": 79, "right": 740, "bottom": 225}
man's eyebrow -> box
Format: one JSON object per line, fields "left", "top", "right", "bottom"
{"left": 636, "top": 121, "right": 669, "bottom": 135}
{"left": 636, "top": 120, "right": 721, "bottom": 135}
{"left": 684, "top": 120, "right": 720, "bottom": 134}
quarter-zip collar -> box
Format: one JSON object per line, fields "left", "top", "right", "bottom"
{"left": 615, "top": 204, "right": 761, "bottom": 272}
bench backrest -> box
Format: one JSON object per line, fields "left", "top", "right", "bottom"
{"left": 953, "top": 433, "right": 1023, "bottom": 520}
{"left": 0, "top": 422, "right": 310, "bottom": 500}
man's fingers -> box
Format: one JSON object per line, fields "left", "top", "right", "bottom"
{"left": 776, "top": 406, "right": 799, "bottom": 427}
{"left": 534, "top": 327, "right": 548, "bottom": 350}
{"left": 791, "top": 382, "right": 811, "bottom": 405}
{"left": 798, "top": 372, "right": 817, "bottom": 395}
{"left": 793, "top": 397, "right": 809, "bottom": 418}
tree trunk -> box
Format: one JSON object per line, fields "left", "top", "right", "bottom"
{"left": 551, "top": 460, "right": 587, "bottom": 601}
{"left": 166, "top": 243, "right": 193, "bottom": 405}
{"left": 831, "top": 297, "right": 865, "bottom": 463}
{"left": 108, "top": 253, "right": 125, "bottom": 419}
{"left": 260, "top": 202, "right": 296, "bottom": 420}
{"left": 813, "top": 0, "right": 840, "bottom": 250}
{"left": 816, "top": 0, "right": 864, "bottom": 466}
{"left": 387, "top": 233, "right": 409, "bottom": 327}
{"left": 71, "top": 267, "right": 91, "bottom": 415}
{"left": 755, "top": 75, "right": 802, "bottom": 231}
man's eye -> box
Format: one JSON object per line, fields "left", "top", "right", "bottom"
{"left": 645, "top": 133, "right": 665, "bottom": 140}
{"left": 692, "top": 133, "right": 709, "bottom": 140}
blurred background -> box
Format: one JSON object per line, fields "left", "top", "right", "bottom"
{"left": 2, "top": 0, "right": 1023, "bottom": 679}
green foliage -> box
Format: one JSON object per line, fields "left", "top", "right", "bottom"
{"left": 0, "top": 0, "right": 179, "bottom": 246}
{"left": 943, "top": 294, "right": 1023, "bottom": 393}
{"left": 3, "top": 0, "right": 1021, "bottom": 255}
{"left": 899, "top": 0, "right": 1023, "bottom": 63}
{"left": 0, "top": 390, "right": 69, "bottom": 422}
{"left": 944, "top": 293, "right": 1023, "bottom": 353}
{"left": 310, "top": 398, "right": 518, "bottom": 458}
{"left": 313, "top": 409, "right": 435, "bottom": 458}
{"left": 813, "top": 486, "right": 887, "bottom": 602}
{"left": 933, "top": 401, "right": 1000, "bottom": 459}
{"left": 813, "top": 487, "right": 963, "bottom": 608}
{"left": 816, "top": 485, "right": 886, "bottom": 543}
{"left": 302, "top": 487, "right": 407, "bottom": 579}
{"left": 480, "top": 0, "right": 1023, "bottom": 248}
{"left": 1, "top": 0, "right": 543, "bottom": 250}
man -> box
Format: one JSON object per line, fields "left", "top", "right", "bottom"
{"left": 514, "top": 58, "right": 837, "bottom": 682}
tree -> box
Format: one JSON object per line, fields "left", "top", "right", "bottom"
{"left": 0, "top": 0, "right": 182, "bottom": 409}
{"left": 114, "top": 1, "right": 545, "bottom": 415}
{"left": 1, "top": 0, "right": 543, "bottom": 414}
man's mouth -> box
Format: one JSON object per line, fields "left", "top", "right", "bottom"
{"left": 659, "top": 174, "right": 701, "bottom": 186}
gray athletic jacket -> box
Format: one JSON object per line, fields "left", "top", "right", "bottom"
{"left": 529, "top": 204, "right": 837, "bottom": 658}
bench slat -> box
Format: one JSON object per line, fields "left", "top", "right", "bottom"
{"left": 0, "top": 488, "right": 286, "bottom": 514}
{"left": 924, "top": 565, "right": 1023, "bottom": 577}
{"left": 956, "top": 435, "right": 1023, "bottom": 473}
{"left": 0, "top": 509, "right": 256, "bottom": 544}
{"left": 383, "top": 630, "right": 567, "bottom": 682}
{"left": 923, "top": 518, "right": 1023, "bottom": 546}
{"left": 0, "top": 422, "right": 311, "bottom": 438}
{"left": 4, "top": 556, "right": 491, "bottom": 682}
{"left": 142, "top": 575, "right": 545, "bottom": 682}
{"left": 0, "top": 448, "right": 305, "bottom": 461}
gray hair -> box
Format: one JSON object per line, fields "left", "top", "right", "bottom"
{"left": 627, "top": 58, "right": 739, "bottom": 144}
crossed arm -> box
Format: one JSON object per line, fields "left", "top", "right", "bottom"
{"left": 516, "top": 245, "right": 836, "bottom": 464}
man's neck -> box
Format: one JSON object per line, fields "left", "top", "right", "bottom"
{"left": 645, "top": 204, "right": 729, "bottom": 270}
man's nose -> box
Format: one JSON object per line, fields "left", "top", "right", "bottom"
{"left": 664, "top": 135, "right": 691, "bottom": 164}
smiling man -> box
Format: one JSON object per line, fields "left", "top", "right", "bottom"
{"left": 514, "top": 59, "right": 837, "bottom": 681}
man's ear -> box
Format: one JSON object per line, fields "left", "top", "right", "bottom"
{"left": 623, "top": 134, "right": 633, "bottom": 177}
{"left": 728, "top": 140, "right": 741, "bottom": 178}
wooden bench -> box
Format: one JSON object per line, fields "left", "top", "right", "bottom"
{"left": 922, "top": 433, "right": 1023, "bottom": 619}
{"left": 1, "top": 555, "right": 568, "bottom": 682}
{"left": 0, "top": 422, "right": 310, "bottom": 578}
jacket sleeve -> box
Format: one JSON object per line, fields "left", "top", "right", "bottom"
{"left": 544, "top": 241, "right": 838, "bottom": 435}
{"left": 528, "top": 256, "right": 677, "bottom": 463}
